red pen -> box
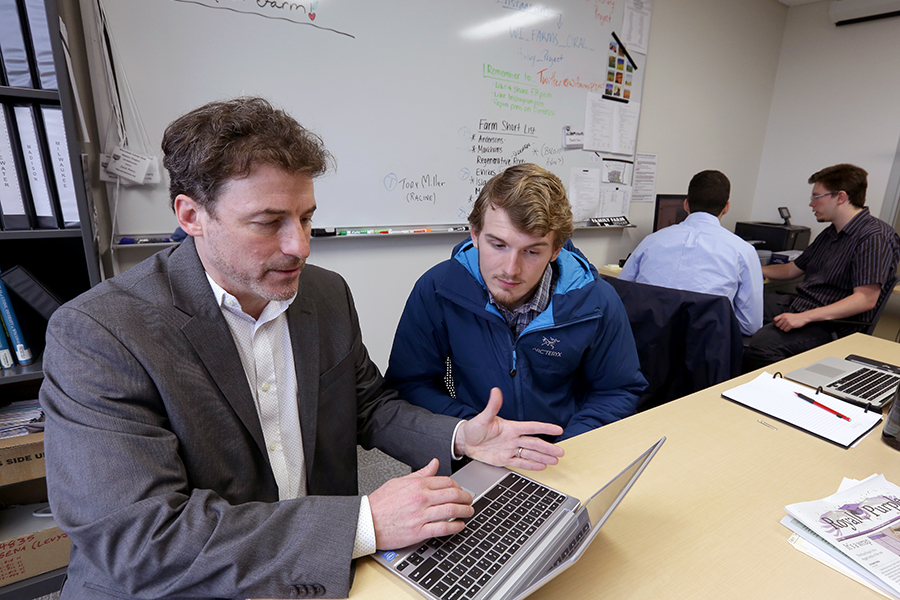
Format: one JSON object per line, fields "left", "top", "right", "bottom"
{"left": 795, "top": 392, "right": 851, "bottom": 421}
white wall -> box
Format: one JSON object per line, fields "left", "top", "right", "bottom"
{"left": 636, "top": 0, "right": 788, "bottom": 230}
{"left": 754, "top": 1, "right": 900, "bottom": 236}
{"left": 307, "top": 0, "right": 790, "bottom": 370}
{"left": 108, "top": 0, "right": 791, "bottom": 371}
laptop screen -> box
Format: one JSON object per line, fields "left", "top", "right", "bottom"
{"left": 511, "top": 438, "right": 666, "bottom": 600}
{"left": 584, "top": 440, "right": 661, "bottom": 530}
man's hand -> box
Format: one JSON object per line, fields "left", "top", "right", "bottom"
{"left": 773, "top": 310, "right": 811, "bottom": 332}
{"left": 772, "top": 284, "right": 880, "bottom": 332}
{"left": 368, "top": 459, "right": 473, "bottom": 550}
{"left": 455, "top": 388, "right": 565, "bottom": 471}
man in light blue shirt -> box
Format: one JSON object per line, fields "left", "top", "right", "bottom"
{"left": 619, "top": 170, "right": 764, "bottom": 335}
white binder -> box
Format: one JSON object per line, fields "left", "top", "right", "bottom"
{"left": 0, "top": 105, "right": 30, "bottom": 230}
{"left": 13, "top": 104, "right": 57, "bottom": 228}
{"left": 40, "top": 106, "right": 79, "bottom": 226}
{"left": 0, "top": 0, "right": 34, "bottom": 88}
{"left": 21, "top": 0, "right": 57, "bottom": 90}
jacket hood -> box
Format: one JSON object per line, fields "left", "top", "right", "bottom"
{"left": 443, "top": 238, "right": 601, "bottom": 330}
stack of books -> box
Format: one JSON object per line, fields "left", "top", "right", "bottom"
{"left": 0, "top": 274, "right": 33, "bottom": 369}
{"left": 0, "top": 398, "right": 42, "bottom": 439}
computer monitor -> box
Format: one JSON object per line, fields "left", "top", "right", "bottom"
{"left": 652, "top": 194, "right": 688, "bottom": 232}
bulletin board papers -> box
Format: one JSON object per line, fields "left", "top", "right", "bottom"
{"left": 569, "top": 167, "right": 632, "bottom": 221}
{"left": 624, "top": 0, "right": 653, "bottom": 55}
{"left": 605, "top": 33, "right": 637, "bottom": 102}
{"left": 583, "top": 94, "right": 640, "bottom": 155}
{"left": 600, "top": 186, "right": 632, "bottom": 219}
{"left": 569, "top": 168, "right": 601, "bottom": 222}
{"left": 562, "top": 126, "right": 584, "bottom": 150}
{"left": 602, "top": 158, "right": 633, "bottom": 184}
{"left": 631, "top": 152, "right": 658, "bottom": 203}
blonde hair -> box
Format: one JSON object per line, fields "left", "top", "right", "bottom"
{"left": 468, "top": 164, "right": 574, "bottom": 249}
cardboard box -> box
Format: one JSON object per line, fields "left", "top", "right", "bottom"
{"left": 0, "top": 479, "right": 48, "bottom": 508}
{"left": 0, "top": 433, "right": 45, "bottom": 486}
{"left": 0, "top": 503, "right": 69, "bottom": 587}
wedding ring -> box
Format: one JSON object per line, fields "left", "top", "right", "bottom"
{"left": 516, "top": 447, "right": 523, "bottom": 458}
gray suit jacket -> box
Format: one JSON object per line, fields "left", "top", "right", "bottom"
{"left": 40, "top": 237, "right": 460, "bottom": 599}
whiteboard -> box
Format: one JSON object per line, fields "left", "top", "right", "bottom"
{"left": 94, "top": 0, "right": 649, "bottom": 231}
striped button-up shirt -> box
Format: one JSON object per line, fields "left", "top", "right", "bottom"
{"left": 792, "top": 207, "right": 900, "bottom": 321}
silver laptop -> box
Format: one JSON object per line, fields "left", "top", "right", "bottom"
{"left": 373, "top": 437, "right": 665, "bottom": 600}
{"left": 786, "top": 355, "right": 900, "bottom": 411}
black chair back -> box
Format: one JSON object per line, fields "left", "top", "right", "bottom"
{"left": 602, "top": 277, "right": 744, "bottom": 412}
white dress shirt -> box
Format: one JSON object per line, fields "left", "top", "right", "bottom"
{"left": 619, "top": 212, "right": 764, "bottom": 335}
{"left": 206, "top": 274, "right": 375, "bottom": 558}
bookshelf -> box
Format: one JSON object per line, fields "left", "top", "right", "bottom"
{"left": 0, "top": 0, "right": 100, "bottom": 386}
{"left": 0, "top": 0, "right": 98, "bottom": 596}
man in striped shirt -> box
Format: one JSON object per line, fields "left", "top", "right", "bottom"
{"left": 743, "top": 163, "right": 900, "bottom": 372}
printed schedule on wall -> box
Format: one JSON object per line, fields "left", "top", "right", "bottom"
{"left": 90, "top": 0, "right": 652, "bottom": 232}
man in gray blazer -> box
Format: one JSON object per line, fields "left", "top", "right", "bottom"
{"left": 40, "top": 97, "right": 564, "bottom": 600}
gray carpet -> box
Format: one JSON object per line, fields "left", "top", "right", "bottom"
{"left": 356, "top": 445, "right": 412, "bottom": 494}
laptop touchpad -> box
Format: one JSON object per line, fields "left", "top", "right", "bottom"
{"left": 807, "top": 363, "right": 846, "bottom": 377}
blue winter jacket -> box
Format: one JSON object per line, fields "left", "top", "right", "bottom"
{"left": 385, "top": 240, "right": 646, "bottom": 440}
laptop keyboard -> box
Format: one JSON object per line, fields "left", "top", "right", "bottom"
{"left": 394, "top": 472, "right": 566, "bottom": 600}
{"left": 826, "top": 367, "right": 900, "bottom": 401}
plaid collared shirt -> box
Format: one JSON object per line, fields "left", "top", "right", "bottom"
{"left": 489, "top": 263, "right": 556, "bottom": 337}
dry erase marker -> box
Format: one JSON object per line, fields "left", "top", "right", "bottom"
{"left": 795, "top": 392, "right": 851, "bottom": 421}
{"left": 119, "top": 237, "right": 171, "bottom": 244}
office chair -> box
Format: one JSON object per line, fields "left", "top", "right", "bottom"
{"left": 602, "top": 277, "right": 744, "bottom": 412}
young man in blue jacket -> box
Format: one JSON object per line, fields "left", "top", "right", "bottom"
{"left": 385, "top": 163, "right": 646, "bottom": 442}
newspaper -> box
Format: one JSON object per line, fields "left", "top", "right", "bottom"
{"left": 0, "top": 399, "right": 43, "bottom": 439}
{"left": 785, "top": 474, "right": 900, "bottom": 598}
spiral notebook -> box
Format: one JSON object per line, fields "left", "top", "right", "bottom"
{"left": 722, "top": 372, "right": 883, "bottom": 448}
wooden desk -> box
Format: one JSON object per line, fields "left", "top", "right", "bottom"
{"left": 596, "top": 264, "right": 785, "bottom": 287}
{"left": 597, "top": 265, "right": 622, "bottom": 278}
{"left": 350, "top": 334, "right": 900, "bottom": 599}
